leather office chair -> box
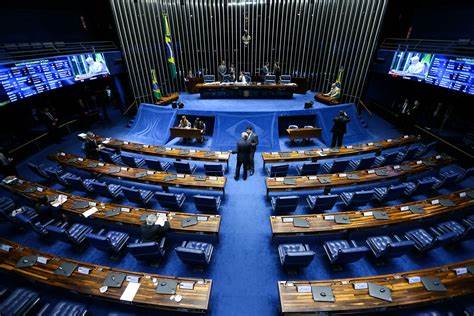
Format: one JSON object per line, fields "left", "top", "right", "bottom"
{"left": 174, "top": 161, "right": 197, "bottom": 174}
{"left": 27, "top": 162, "right": 50, "bottom": 179}
{"left": 266, "top": 164, "right": 289, "bottom": 177}
{"left": 374, "top": 184, "right": 409, "bottom": 203}
{"left": 405, "top": 227, "right": 457, "bottom": 252}
{"left": 99, "top": 148, "right": 122, "bottom": 164}
{"left": 64, "top": 175, "right": 95, "bottom": 193}
{"left": 145, "top": 159, "right": 171, "bottom": 172}
{"left": 306, "top": 194, "right": 340, "bottom": 212}
{"left": 45, "top": 222, "right": 93, "bottom": 247}
{"left": 194, "top": 195, "right": 221, "bottom": 213}
{"left": 0, "top": 288, "right": 40, "bottom": 315}
{"left": 121, "top": 155, "right": 146, "bottom": 168}
{"left": 374, "top": 151, "right": 398, "bottom": 167}
{"left": 296, "top": 162, "right": 320, "bottom": 175}
{"left": 348, "top": 156, "right": 376, "bottom": 171}
{"left": 91, "top": 181, "right": 122, "bottom": 199}
{"left": 38, "top": 301, "right": 88, "bottom": 316}
{"left": 155, "top": 192, "right": 186, "bottom": 209}
{"left": 321, "top": 159, "right": 350, "bottom": 173}
{"left": 128, "top": 238, "right": 167, "bottom": 262}
{"left": 278, "top": 243, "right": 315, "bottom": 268}
{"left": 86, "top": 229, "right": 130, "bottom": 255}
{"left": 122, "top": 186, "right": 154, "bottom": 205}
{"left": 340, "top": 190, "right": 375, "bottom": 207}
{"left": 204, "top": 164, "right": 225, "bottom": 176}
{"left": 203, "top": 74, "right": 215, "bottom": 83}
{"left": 175, "top": 241, "right": 214, "bottom": 266}
{"left": 404, "top": 177, "right": 438, "bottom": 197}
{"left": 280, "top": 75, "right": 291, "bottom": 84}
{"left": 323, "top": 239, "right": 369, "bottom": 265}
{"left": 271, "top": 196, "right": 299, "bottom": 213}
{"left": 366, "top": 235, "right": 415, "bottom": 259}
{"left": 264, "top": 74, "right": 276, "bottom": 84}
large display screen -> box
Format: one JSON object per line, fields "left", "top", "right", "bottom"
{"left": 389, "top": 50, "right": 474, "bottom": 95}
{"left": 0, "top": 53, "right": 109, "bottom": 106}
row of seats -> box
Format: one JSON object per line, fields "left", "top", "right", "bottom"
{"left": 0, "top": 197, "right": 215, "bottom": 267}
{"left": 99, "top": 148, "right": 226, "bottom": 176}
{"left": 266, "top": 144, "right": 435, "bottom": 177}
{"left": 28, "top": 163, "right": 222, "bottom": 212}
{"left": 0, "top": 286, "right": 87, "bottom": 316}
{"left": 270, "top": 168, "right": 470, "bottom": 212}
{"left": 278, "top": 215, "right": 474, "bottom": 268}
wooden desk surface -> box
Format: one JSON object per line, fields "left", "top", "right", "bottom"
{"left": 278, "top": 259, "right": 474, "bottom": 314}
{"left": 265, "top": 155, "right": 453, "bottom": 193}
{"left": 80, "top": 134, "right": 230, "bottom": 163}
{"left": 170, "top": 127, "right": 204, "bottom": 139}
{"left": 262, "top": 135, "right": 419, "bottom": 163}
{"left": 195, "top": 82, "right": 297, "bottom": 91}
{"left": 271, "top": 189, "right": 473, "bottom": 236}
{"left": 1, "top": 177, "right": 221, "bottom": 235}
{"left": 0, "top": 238, "right": 212, "bottom": 313}
{"left": 50, "top": 153, "right": 226, "bottom": 192}
{"left": 286, "top": 127, "right": 322, "bottom": 140}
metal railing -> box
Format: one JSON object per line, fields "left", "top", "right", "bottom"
{"left": 380, "top": 38, "right": 474, "bottom": 57}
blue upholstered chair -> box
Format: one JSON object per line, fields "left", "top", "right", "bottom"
{"left": 175, "top": 241, "right": 214, "bottom": 266}
{"left": 27, "top": 162, "right": 50, "bottom": 179}
{"left": 38, "top": 301, "right": 88, "bottom": 316}
{"left": 145, "top": 159, "right": 171, "bottom": 171}
{"left": 434, "top": 170, "right": 462, "bottom": 189}
{"left": 121, "top": 155, "right": 145, "bottom": 168}
{"left": 436, "top": 220, "right": 471, "bottom": 241}
{"left": 414, "top": 141, "right": 437, "bottom": 157}
{"left": 86, "top": 229, "right": 130, "bottom": 255}
{"left": 306, "top": 194, "right": 340, "bottom": 212}
{"left": 0, "top": 196, "right": 16, "bottom": 221}
{"left": 64, "top": 175, "right": 95, "bottom": 193}
{"left": 194, "top": 195, "right": 221, "bottom": 213}
{"left": 128, "top": 238, "right": 167, "bottom": 262}
{"left": 404, "top": 227, "right": 457, "bottom": 252}
{"left": 15, "top": 214, "right": 54, "bottom": 238}
{"left": 396, "top": 146, "right": 419, "bottom": 163}
{"left": 374, "top": 151, "right": 398, "bottom": 167}
{"left": 4, "top": 206, "right": 39, "bottom": 228}
{"left": 155, "top": 192, "right": 186, "bottom": 209}
{"left": 174, "top": 161, "right": 197, "bottom": 174}
{"left": 457, "top": 167, "right": 474, "bottom": 182}
{"left": 203, "top": 74, "right": 215, "bottom": 83}
{"left": 463, "top": 215, "right": 474, "bottom": 231}
{"left": 44, "top": 167, "right": 74, "bottom": 186}
{"left": 366, "top": 235, "right": 415, "bottom": 259}
{"left": 91, "top": 181, "right": 122, "bottom": 199}
{"left": 264, "top": 74, "right": 276, "bottom": 84}
{"left": 296, "top": 163, "right": 320, "bottom": 175}
{"left": 204, "top": 164, "right": 225, "bottom": 176}
{"left": 122, "top": 186, "right": 154, "bottom": 205}
{"left": 271, "top": 196, "right": 299, "bottom": 213}
{"left": 266, "top": 164, "right": 289, "bottom": 177}
{"left": 348, "top": 156, "right": 376, "bottom": 171}
{"left": 321, "top": 159, "right": 349, "bottom": 173}
{"left": 99, "top": 149, "right": 122, "bottom": 164}
{"left": 323, "top": 240, "right": 369, "bottom": 265}
{"left": 0, "top": 288, "right": 40, "bottom": 315}
{"left": 45, "top": 222, "right": 93, "bottom": 247}
{"left": 280, "top": 75, "right": 291, "bottom": 84}
{"left": 374, "top": 183, "right": 409, "bottom": 203}
{"left": 278, "top": 243, "right": 315, "bottom": 268}
{"left": 340, "top": 190, "right": 375, "bottom": 207}
{"left": 404, "top": 177, "right": 438, "bottom": 197}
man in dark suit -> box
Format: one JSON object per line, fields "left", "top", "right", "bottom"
{"left": 330, "top": 110, "right": 351, "bottom": 147}
{"left": 233, "top": 132, "right": 251, "bottom": 181}
{"left": 246, "top": 126, "right": 258, "bottom": 175}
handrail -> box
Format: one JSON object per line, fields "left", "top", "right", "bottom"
{"left": 358, "top": 99, "right": 373, "bottom": 116}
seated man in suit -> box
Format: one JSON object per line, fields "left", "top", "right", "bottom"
{"left": 178, "top": 115, "right": 192, "bottom": 143}
{"left": 193, "top": 117, "right": 206, "bottom": 143}
{"left": 233, "top": 132, "right": 251, "bottom": 181}
{"left": 141, "top": 214, "right": 170, "bottom": 242}
{"left": 315, "top": 81, "right": 341, "bottom": 105}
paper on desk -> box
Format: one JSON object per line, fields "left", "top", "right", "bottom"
{"left": 120, "top": 282, "right": 141, "bottom": 302}
{"left": 78, "top": 133, "right": 87, "bottom": 138}
{"left": 83, "top": 207, "right": 99, "bottom": 218}
{"left": 51, "top": 194, "right": 68, "bottom": 207}
{"left": 155, "top": 213, "right": 168, "bottom": 226}
{"left": 209, "top": 176, "right": 218, "bottom": 181}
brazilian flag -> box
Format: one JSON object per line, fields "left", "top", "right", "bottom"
{"left": 151, "top": 69, "right": 162, "bottom": 101}
{"left": 162, "top": 13, "right": 177, "bottom": 79}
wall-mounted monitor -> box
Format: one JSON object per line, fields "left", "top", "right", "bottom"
{"left": 0, "top": 52, "right": 110, "bottom": 106}
{"left": 389, "top": 50, "right": 474, "bottom": 95}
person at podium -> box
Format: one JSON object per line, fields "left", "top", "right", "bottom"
{"left": 178, "top": 115, "right": 191, "bottom": 128}
{"left": 218, "top": 60, "right": 227, "bottom": 81}
{"left": 193, "top": 117, "right": 206, "bottom": 143}
{"left": 239, "top": 71, "right": 248, "bottom": 84}
{"left": 315, "top": 81, "right": 341, "bottom": 105}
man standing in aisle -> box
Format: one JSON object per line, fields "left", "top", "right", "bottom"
{"left": 246, "top": 126, "right": 258, "bottom": 175}
{"left": 330, "top": 110, "right": 350, "bottom": 148}
{"left": 233, "top": 132, "right": 251, "bottom": 181}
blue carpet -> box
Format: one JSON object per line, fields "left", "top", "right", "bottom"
{"left": 0, "top": 99, "right": 473, "bottom": 315}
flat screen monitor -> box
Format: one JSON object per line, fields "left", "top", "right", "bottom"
{"left": 389, "top": 50, "right": 473, "bottom": 95}
{"left": 0, "top": 52, "right": 110, "bottom": 106}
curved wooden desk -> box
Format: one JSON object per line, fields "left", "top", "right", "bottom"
{"left": 78, "top": 134, "right": 231, "bottom": 167}
{"left": 270, "top": 189, "right": 474, "bottom": 237}
{"left": 1, "top": 177, "right": 220, "bottom": 236}
{"left": 261, "top": 135, "right": 419, "bottom": 165}
{"left": 279, "top": 259, "right": 474, "bottom": 314}
{"left": 265, "top": 155, "right": 453, "bottom": 195}
{"left": 49, "top": 153, "right": 226, "bottom": 193}
{"left": 0, "top": 238, "right": 212, "bottom": 313}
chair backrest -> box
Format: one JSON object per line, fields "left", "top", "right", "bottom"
{"left": 128, "top": 241, "right": 163, "bottom": 259}
{"left": 358, "top": 156, "right": 376, "bottom": 169}
{"left": 351, "top": 190, "right": 374, "bottom": 203}
{"left": 302, "top": 163, "right": 320, "bottom": 174}
{"left": 28, "top": 162, "right": 49, "bottom": 178}
{"left": 145, "top": 159, "right": 164, "bottom": 171}
{"left": 0, "top": 196, "right": 16, "bottom": 217}
{"left": 155, "top": 192, "right": 179, "bottom": 208}
{"left": 271, "top": 164, "right": 289, "bottom": 175}
{"left": 385, "top": 184, "right": 408, "bottom": 198}
{"left": 316, "top": 194, "right": 339, "bottom": 208}
{"left": 203, "top": 74, "right": 215, "bottom": 83}
{"left": 204, "top": 164, "right": 224, "bottom": 176}
{"left": 335, "top": 246, "right": 368, "bottom": 264}
{"left": 91, "top": 181, "right": 108, "bottom": 195}
{"left": 403, "top": 146, "right": 419, "bottom": 161}
{"left": 264, "top": 74, "right": 276, "bottom": 84}
{"left": 195, "top": 195, "right": 217, "bottom": 206}
{"left": 174, "top": 161, "right": 191, "bottom": 173}
{"left": 439, "top": 172, "right": 460, "bottom": 186}
{"left": 121, "top": 155, "right": 136, "bottom": 166}
{"left": 45, "top": 225, "right": 68, "bottom": 242}
{"left": 330, "top": 160, "right": 349, "bottom": 173}
{"left": 382, "top": 152, "right": 398, "bottom": 165}
{"left": 280, "top": 75, "right": 291, "bottom": 83}
{"left": 384, "top": 240, "right": 415, "bottom": 258}
{"left": 122, "top": 187, "right": 142, "bottom": 201}
{"left": 413, "top": 177, "right": 437, "bottom": 194}
{"left": 64, "top": 175, "right": 86, "bottom": 191}
{"left": 87, "top": 233, "right": 111, "bottom": 251}
{"left": 175, "top": 247, "right": 207, "bottom": 264}
{"left": 282, "top": 251, "right": 315, "bottom": 267}
{"left": 223, "top": 74, "right": 233, "bottom": 82}
{"left": 288, "top": 125, "right": 299, "bottom": 129}
{"left": 433, "top": 230, "right": 457, "bottom": 247}
{"left": 275, "top": 196, "right": 299, "bottom": 207}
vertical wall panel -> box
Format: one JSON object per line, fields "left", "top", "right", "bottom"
{"left": 110, "top": 0, "right": 387, "bottom": 103}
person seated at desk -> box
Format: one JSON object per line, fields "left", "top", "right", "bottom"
{"left": 141, "top": 214, "right": 170, "bottom": 242}
{"left": 239, "top": 71, "right": 249, "bottom": 84}
{"left": 193, "top": 117, "right": 206, "bottom": 143}
{"left": 315, "top": 81, "right": 341, "bottom": 105}
{"left": 218, "top": 60, "right": 227, "bottom": 81}
{"left": 178, "top": 115, "right": 191, "bottom": 128}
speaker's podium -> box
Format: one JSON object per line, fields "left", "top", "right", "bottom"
{"left": 170, "top": 127, "right": 203, "bottom": 141}
{"left": 314, "top": 92, "right": 340, "bottom": 105}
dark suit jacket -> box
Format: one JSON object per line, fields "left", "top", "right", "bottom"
{"left": 247, "top": 132, "right": 259, "bottom": 151}
{"left": 234, "top": 140, "right": 251, "bottom": 163}
{"left": 331, "top": 115, "right": 350, "bottom": 134}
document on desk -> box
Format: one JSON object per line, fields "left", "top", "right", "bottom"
{"left": 120, "top": 282, "right": 141, "bottom": 302}
{"left": 83, "top": 207, "right": 99, "bottom": 218}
